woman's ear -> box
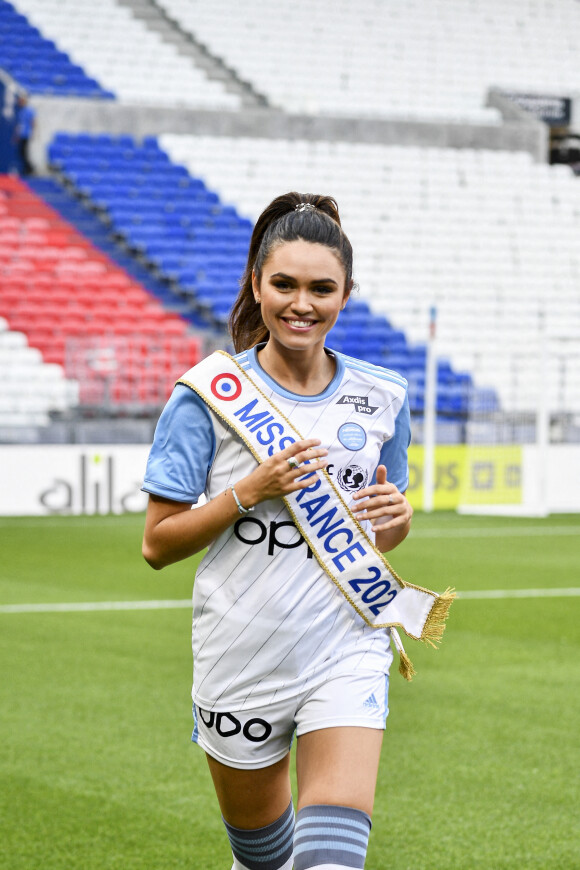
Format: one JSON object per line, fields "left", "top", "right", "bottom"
{"left": 252, "top": 270, "right": 261, "bottom": 303}
{"left": 341, "top": 279, "right": 353, "bottom": 310}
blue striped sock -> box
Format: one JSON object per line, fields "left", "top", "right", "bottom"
{"left": 293, "top": 804, "right": 372, "bottom": 869}
{"left": 223, "top": 801, "right": 295, "bottom": 870}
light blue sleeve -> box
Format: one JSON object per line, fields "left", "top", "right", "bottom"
{"left": 373, "top": 392, "right": 411, "bottom": 493}
{"left": 142, "top": 384, "right": 216, "bottom": 503}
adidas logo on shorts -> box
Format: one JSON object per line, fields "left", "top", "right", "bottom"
{"left": 363, "top": 693, "right": 380, "bottom": 711}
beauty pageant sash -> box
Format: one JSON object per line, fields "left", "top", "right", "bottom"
{"left": 178, "top": 351, "right": 455, "bottom": 679}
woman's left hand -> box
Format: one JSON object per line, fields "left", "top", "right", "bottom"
{"left": 351, "top": 464, "right": 413, "bottom": 537}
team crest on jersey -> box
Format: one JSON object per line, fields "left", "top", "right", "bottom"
{"left": 338, "top": 464, "right": 368, "bottom": 492}
{"left": 337, "top": 395, "right": 378, "bottom": 415}
{"left": 211, "top": 373, "right": 242, "bottom": 401}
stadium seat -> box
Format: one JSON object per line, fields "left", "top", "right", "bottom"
{"left": 9, "top": 0, "right": 240, "bottom": 108}
{"left": 0, "top": 175, "right": 201, "bottom": 420}
{"left": 149, "top": 0, "right": 580, "bottom": 121}
{"left": 158, "top": 132, "right": 580, "bottom": 416}
{"left": 0, "top": 1, "right": 113, "bottom": 98}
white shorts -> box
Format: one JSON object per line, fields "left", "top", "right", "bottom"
{"left": 192, "top": 669, "right": 389, "bottom": 770}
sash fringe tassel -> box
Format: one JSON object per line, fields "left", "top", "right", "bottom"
{"left": 394, "top": 587, "right": 456, "bottom": 681}
{"left": 398, "top": 647, "right": 416, "bottom": 681}
{"left": 421, "top": 587, "right": 457, "bottom": 649}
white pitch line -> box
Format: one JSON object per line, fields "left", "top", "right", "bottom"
{"left": 456, "top": 588, "right": 580, "bottom": 600}
{"left": 1, "top": 590, "right": 580, "bottom": 613}
{"left": 0, "top": 599, "right": 192, "bottom": 613}
{"left": 0, "top": 518, "right": 139, "bottom": 527}
{"left": 410, "top": 525, "right": 579, "bottom": 538}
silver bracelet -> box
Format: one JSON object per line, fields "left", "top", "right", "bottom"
{"left": 230, "top": 486, "right": 254, "bottom": 515}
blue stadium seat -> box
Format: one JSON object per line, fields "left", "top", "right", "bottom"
{"left": 0, "top": 2, "right": 113, "bottom": 98}
{"left": 45, "top": 130, "right": 499, "bottom": 420}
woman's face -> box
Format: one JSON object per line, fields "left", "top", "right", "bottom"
{"left": 252, "top": 239, "right": 351, "bottom": 355}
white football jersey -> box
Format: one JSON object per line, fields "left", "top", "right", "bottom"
{"left": 143, "top": 347, "right": 410, "bottom": 712}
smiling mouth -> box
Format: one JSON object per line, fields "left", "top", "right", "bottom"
{"left": 283, "top": 318, "right": 316, "bottom": 329}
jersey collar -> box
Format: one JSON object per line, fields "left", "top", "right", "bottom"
{"left": 244, "top": 344, "right": 345, "bottom": 403}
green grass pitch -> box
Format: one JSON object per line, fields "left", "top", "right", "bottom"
{"left": 1, "top": 512, "right": 578, "bottom": 869}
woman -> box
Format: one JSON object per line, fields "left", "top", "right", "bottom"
{"left": 142, "top": 192, "right": 414, "bottom": 870}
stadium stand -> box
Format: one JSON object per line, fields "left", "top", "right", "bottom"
{"left": 0, "top": 176, "right": 80, "bottom": 426}
{"left": 159, "top": 133, "right": 580, "bottom": 416}
{"left": 0, "top": 0, "right": 578, "bottom": 444}
{"left": 47, "top": 132, "right": 253, "bottom": 322}
{"left": 46, "top": 131, "right": 490, "bottom": 421}
{"left": 158, "top": 0, "right": 580, "bottom": 121}
{"left": 8, "top": 0, "right": 241, "bottom": 109}
{"left": 0, "top": 0, "right": 113, "bottom": 98}
{"left": 0, "top": 314, "right": 77, "bottom": 427}
{"left": 0, "top": 174, "right": 200, "bottom": 424}
{"left": 24, "top": 174, "right": 193, "bottom": 319}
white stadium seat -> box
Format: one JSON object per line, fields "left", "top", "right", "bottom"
{"left": 11, "top": 0, "right": 241, "bottom": 110}
{"left": 160, "top": 132, "right": 580, "bottom": 413}
{"left": 0, "top": 328, "right": 79, "bottom": 427}
{"left": 5, "top": 0, "right": 580, "bottom": 423}
{"left": 158, "top": 0, "right": 580, "bottom": 120}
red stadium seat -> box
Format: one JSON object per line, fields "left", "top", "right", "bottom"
{"left": 0, "top": 177, "right": 194, "bottom": 413}
{"left": 161, "top": 319, "right": 187, "bottom": 337}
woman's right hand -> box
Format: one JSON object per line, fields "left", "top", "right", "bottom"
{"left": 142, "top": 438, "right": 328, "bottom": 570}
{"left": 234, "top": 438, "right": 328, "bottom": 509}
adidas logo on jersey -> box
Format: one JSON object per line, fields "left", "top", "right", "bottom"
{"left": 363, "top": 693, "right": 380, "bottom": 710}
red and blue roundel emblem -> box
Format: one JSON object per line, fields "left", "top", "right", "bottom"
{"left": 211, "top": 373, "right": 242, "bottom": 401}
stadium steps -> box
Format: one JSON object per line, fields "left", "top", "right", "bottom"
{"left": 46, "top": 132, "right": 254, "bottom": 330}
{"left": 118, "top": 0, "right": 269, "bottom": 109}
{"left": 25, "top": 176, "right": 210, "bottom": 329}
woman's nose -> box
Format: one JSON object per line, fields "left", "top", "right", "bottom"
{"left": 290, "top": 290, "right": 313, "bottom": 313}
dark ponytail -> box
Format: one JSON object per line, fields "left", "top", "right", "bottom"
{"left": 229, "top": 192, "right": 353, "bottom": 353}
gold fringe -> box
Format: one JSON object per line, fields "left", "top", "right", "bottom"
{"left": 421, "top": 587, "right": 456, "bottom": 649}
{"left": 398, "top": 648, "right": 416, "bottom": 681}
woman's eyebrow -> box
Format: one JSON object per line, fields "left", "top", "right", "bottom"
{"left": 269, "top": 271, "right": 295, "bottom": 280}
{"left": 270, "top": 271, "right": 338, "bottom": 285}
